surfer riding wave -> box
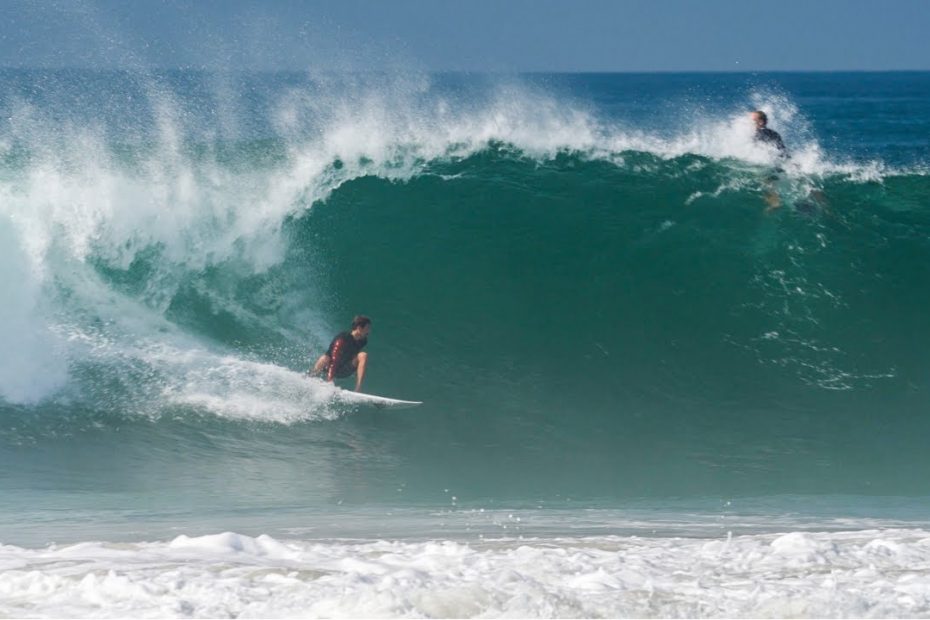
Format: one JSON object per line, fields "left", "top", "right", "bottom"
{"left": 309, "top": 315, "right": 371, "bottom": 392}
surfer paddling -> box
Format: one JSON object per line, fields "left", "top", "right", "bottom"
{"left": 309, "top": 315, "right": 371, "bottom": 391}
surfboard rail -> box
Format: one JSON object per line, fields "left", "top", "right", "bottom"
{"left": 333, "top": 388, "right": 423, "bottom": 409}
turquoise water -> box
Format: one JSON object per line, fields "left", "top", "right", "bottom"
{"left": 1, "top": 71, "right": 929, "bottom": 547}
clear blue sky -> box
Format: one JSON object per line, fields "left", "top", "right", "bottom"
{"left": 3, "top": 0, "right": 929, "bottom": 72}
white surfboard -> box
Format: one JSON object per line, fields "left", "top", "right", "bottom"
{"left": 333, "top": 388, "right": 423, "bottom": 410}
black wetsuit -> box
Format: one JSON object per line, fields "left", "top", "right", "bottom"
{"left": 755, "top": 127, "right": 788, "bottom": 156}
{"left": 325, "top": 331, "right": 367, "bottom": 380}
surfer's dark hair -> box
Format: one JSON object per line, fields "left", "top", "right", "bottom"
{"left": 352, "top": 315, "right": 372, "bottom": 329}
{"left": 753, "top": 110, "right": 768, "bottom": 125}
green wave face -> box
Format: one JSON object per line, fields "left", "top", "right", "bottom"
{"left": 60, "top": 149, "right": 925, "bottom": 502}
{"left": 285, "top": 154, "right": 930, "bottom": 498}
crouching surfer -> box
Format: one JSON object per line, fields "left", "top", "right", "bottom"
{"left": 308, "top": 315, "right": 371, "bottom": 392}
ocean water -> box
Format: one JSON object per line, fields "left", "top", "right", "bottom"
{"left": 1, "top": 69, "right": 930, "bottom": 617}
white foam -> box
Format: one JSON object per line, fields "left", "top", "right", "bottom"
{"left": 168, "top": 532, "right": 298, "bottom": 558}
{"left": 159, "top": 351, "right": 345, "bottom": 423}
{"left": 0, "top": 216, "right": 68, "bottom": 403}
{"left": 22, "top": 261, "right": 341, "bottom": 423}
{"left": 271, "top": 80, "right": 840, "bottom": 181}
{"left": 2, "top": 528, "right": 930, "bottom": 617}
{"left": 56, "top": 314, "right": 344, "bottom": 423}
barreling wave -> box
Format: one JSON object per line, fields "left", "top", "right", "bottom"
{"left": 2, "top": 70, "right": 930, "bottom": 501}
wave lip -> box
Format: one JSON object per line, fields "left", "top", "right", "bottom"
{"left": 2, "top": 528, "right": 930, "bottom": 618}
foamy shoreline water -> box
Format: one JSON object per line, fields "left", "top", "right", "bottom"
{"left": 2, "top": 528, "right": 930, "bottom": 618}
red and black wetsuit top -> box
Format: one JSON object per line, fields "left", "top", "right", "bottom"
{"left": 326, "top": 331, "right": 367, "bottom": 380}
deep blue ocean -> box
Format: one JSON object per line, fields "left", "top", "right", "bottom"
{"left": 1, "top": 70, "right": 929, "bottom": 617}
